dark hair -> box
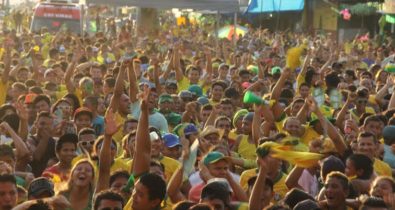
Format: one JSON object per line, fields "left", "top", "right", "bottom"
{"left": 51, "top": 99, "right": 71, "bottom": 114}
{"left": 0, "top": 174, "right": 16, "bottom": 185}
{"left": 149, "top": 127, "right": 162, "bottom": 141}
{"left": 84, "top": 96, "right": 99, "bottom": 108}
{"left": 364, "top": 115, "right": 384, "bottom": 127}
{"left": 56, "top": 134, "right": 78, "bottom": 153}
{"left": 247, "top": 176, "right": 274, "bottom": 191}
{"left": 93, "top": 189, "right": 124, "bottom": 210}
{"left": 0, "top": 144, "right": 15, "bottom": 160}
{"left": 202, "top": 104, "right": 213, "bottom": 111}
{"left": 150, "top": 160, "right": 165, "bottom": 172}
{"left": 138, "top": 173, "right": 166, "bottom": 205}
{"left": 63, "top": 93, "right": 81, "bottom": 113}
{"left": 26, "top": 200, "right": 52, "bottom": 210}
{"left": 2, "top": 113, "right": 19, "bottom": 133}
{"left": 214, "top": 116, "right": 231, "bottom": 128}
{"left": 173, "top": 201, "right": 196, "bottom": 210}
{"left": 283, "top": 188, "right": 315, "bottom": 209}
{"left": 358, "top": 132, "right": 377, "bottom": 144}
{"left": 224, "top": 87, "right": 240, "bottom": 99}
{"left": 189, "top": 204, "right": 214, "bottom": 210}
{"left": 326, "top": 171, "right": 349, "bottom": 190}
{"left": 109, "top": 170, "right": 130, "bottom": 187}
{"left": 104, "top": 77, "right": 116, "bottom": 88}
{"left": 211, "top": 80, "right": 227, "bottom": 90}
{"left": 36, "top": 111, "right": 52, "bottom": 120}
{"left": 29, "top": 86, "right": 44, "bottom": 94}
{"left": 78, "top": 128, "right": 96, "bottom": 139}
{"left": 33, "top": 94, "right": 51, "bottom": 107}
{"left": 25, "top": 79, "right": 37, "bottom": 87}
{"left": 347, "top": 154, "right": 373, "bottom": 180}
{"left": 0, "top": 104, "right": 16, "bottom": 120}
{"left": 360, "top": 196, "right": 388, "bottom": 210}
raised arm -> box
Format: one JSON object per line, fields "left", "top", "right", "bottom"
{"left": 1, "top": 122, "right": 30, "bottom": 160}
{"left": 132, "top": 86, "right": 151, "bottom": 176}
{"left": 173, "top": 43, "right": 183, "bottom": 82}
{"left": 285, "top": 166, "right": 304, "bottom": 189}
{"left": 1, "top": 40, "right": 12, "bottom": 84}
{"left": 95, "top": 109, "right": 120, "bottom": 194}
{"left": 249, "top": 157, "right": 269, "bottom": 210}
{"left": 64, "top": 49, "right": 81, "bottom": 93}
{"left": 311, "top": 98, "right": 347, "bottom": 155}
{"left": 109, "top": 62, "right": 126, "bottom": 112}
{"left": 127, "top": 60, "right": 138, "bottom": 103}
{"left": 335, "top": 92, "right": 356, "bottom": 129}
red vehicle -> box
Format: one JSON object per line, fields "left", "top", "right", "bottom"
{"left": 30, "top": 1, "right": 85, "bottom": 34}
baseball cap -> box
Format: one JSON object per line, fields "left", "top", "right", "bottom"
{"left": 27, "top": 177, "right": 55, "bottom": 198}
{"left": 218, "top": 63, "right": 229, "bottom": 70}
{"left": 179, "top": 90, "right": 194, "bottom": 99}
{"left": 162, "top": 133, "right": 181, "bottom": 148}
{"left": 233, "top": 109, "right": 248, "bottom": 127}
{"left": 200, "top": 126, "right": 220, "bottom": 138}
{"left": 25, "top": 93, "right": 38, "bottom": 104}
{"left": 74, "top": 107, "right": 93, "bottom": 120}
{"left": 247, "top": 65, "right": 259, "bottom": 74}
{"left": 383, "top": 126, "right": 395, "bottom": 141}
{"left": 158, "top": 94, "right": 173, "bottom": 104}
{"left": 184, "top": 123, "right": 198, "bottom": 135}
{"left": 188, "top": 85, "right": 203, "bottom": 97}
{"left": 201, "top": 178, "right": 231, "bottom": 205}
{"left": 197, "top": 97, "right": 210, "bottom": 106}
{"left": 271, "top": 66, "right": 281, "bottom": 75}
{"left": 165, "top": 81, "right": 178, "bottom": 89}
{"left": 166, "top": 112, "right": 181, "bottom": 126}
{"left": 203, "top": 151, "right": 229, "bottom": 166}
{"left": 149, "top": 131, "right": 160, "bottom": 141}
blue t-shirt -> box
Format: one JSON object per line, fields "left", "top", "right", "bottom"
{"left": 92, "top": 115, "right": 104, "bottom": 136}
{"left": 383, "top": 145, "right": 395, "bottom": 169}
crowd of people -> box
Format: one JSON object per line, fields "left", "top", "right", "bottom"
{"left": 0, "top": 18, "right": 393, "bottom": 210}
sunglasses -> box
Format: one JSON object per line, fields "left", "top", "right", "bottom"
{"left": 80, "top": 140, "right": 94, "bottom": 146}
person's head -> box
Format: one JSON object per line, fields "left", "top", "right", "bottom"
{"left": 123, "top": 118, "right": 138, "bottom": 135}
{"left": 33, "top": 94, "right": 51, "bottom": 113}
{"left": 131, "top": 173, "right": 166, "bottom": 210}
{"left": 56, "top": 133, "right": 78, "bottom": 165}
{"left": 363, "top": 115, "right": 385, "bottom": 139}
{"left": 298, "top": 83, "right": 310, "bottom": 98}
{"left": 27, "top": 177, "right": 54, "bottom": 200}
{"left": 320, "top": 155, "right": 345, "bottom": 182}
{"left": 210, "top": 81, "right": 227, "bottom": 102}
{"left": 345, "top": 154, "right": 373, "bottom": 179}
{"left": 165, "top": 81, "right": 178, "bottom": 95}
{"left": 0, "top": 145, "right": 15, "bottom": 170}
{"left": 73, "top": 107, "right": 93, "bottom": 132}
{"left": 158, "top": 94, "right": 173, "bottom": 114}
{"left": 283, "top": 117, "right": 303, "bottom": 137}
{"left": 356, "top": 88, "right": 369, "bottom": 110}
{"left": 93, "top": 189, "right": 124, "bottom": 210}
{"left": 359, "top": 196, "right": 388, "bottom": 210}
{"left": 214, "top": 116, "right": 231, "bottom": 137}
{"left": 110, "top": 170, "right": 130, "bottom": 193}
{"left": 219, "top": 98, "right": 233, "bottom": 119}
{"left": 103, "top": 77, "right": 115, "bottom": 95}
{"left": 83, "top": 96, "right": 100, "bottom": 113}
{"left": 246, "top": 176, "right": 273, "bottom": 208}
{"left": 324, "top": 172, "right": 349, "bottom": 208}
{"left": 357, "top": 132, "right": 378, "bottom": 159}
{"left": 79, "top": 77, "right": 94, "bottom": 97}
{"left": 290, "top": 98, "right": 305, "bottom": 116}
{"left": 52, "top": 99, "right": 72, "bottom": 120}
{"left": 370, "top": 176, "right": 395, "bottom": 199}
{"left": 200, "top": 104, "right": 213, "bottom": 124}
{"left": 119, "top": 94, "right": 131, "bottom": 116}
{"left": 94, "top": 136, "right": 117, "bottom": 160}
{"left": 90, "top": 66, "right": 103, "bottom": 81}
{"left": 283, "top": 188, "right": 314, "bottom": 209}
{"left": 203, "top": 152, "right": 229, "bottom": 179}
{"left": 78, "top": 128, "right": 96, "bottom": 154}
{"left": 16, "top": 67, "right": 29, "bottom": 82}
{"left": 162, "top": 133, "right": 182, "bottom": 160}
{"left": 241, "top": 112, "right": 253, "bottom": 135}
{"left": 34, "top": 111, "right": 53, "bottom": 134}
{"left": 200, "top": 126, "right": 221, "bottom": 146}
{"left": 0, "top": 174, "right": 17, "bottom": 210}
{"left": 67, "top": 160, "right": 95, "bottom": 190}
{"left": 186, "top": 65, "right": 201, "bottom": 84}
{"left": 200, "top": 179, "right": 232, "bottom": 210}
{"left": 149, "top": 128, "right": 163, "bottom": 158}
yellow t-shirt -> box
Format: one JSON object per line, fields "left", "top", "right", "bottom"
{"left": 351, "top": 107, "right": 375, "bottom": 122}
{"left": 158, "top": 155, "right": 181, "bottom": 183}
{"left": 113, "top": 112, "right": 127, "bottom": 145}
{"left": 177, "top": 76, "right": 208, "bottom": 93}
{"left": 237, "top": 135, "right": 257, "bottom": 160}
{"left": 300, "top": 126, "right": 320, "bottom": 145}
{"left": 374, "top": 158, "right": 392, "bottom": 177}
{"left": 240, "top": 168, "right": 288, "bottom": 203}
{"left": 0, "top": 80, "right": 8, "bottom": 105}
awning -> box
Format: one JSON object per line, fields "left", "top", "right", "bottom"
{"left": 246, "top": 0, "right": 304, "bottom": 13}
{"left": 86, "top": 0, "right": 239, "bottom": 12}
